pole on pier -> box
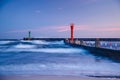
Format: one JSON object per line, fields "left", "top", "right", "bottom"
{"left": 80, "top": 40, "right": 84, "bottom": 45}
{"left": 95, "top": 38, "right": 100, "bottom": 47}
{"left": 70, "top": 23, "right": 74, "bottom": 42}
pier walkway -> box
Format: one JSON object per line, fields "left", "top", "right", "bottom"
{"left": 64, "top": 38, "right": 120, "bottom": 62}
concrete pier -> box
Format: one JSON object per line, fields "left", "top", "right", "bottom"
{"left": 64, "top": 39, "right": 120, "bottom": 62}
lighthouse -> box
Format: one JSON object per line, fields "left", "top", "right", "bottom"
{"left": 70, "top": 23, "right": 74, "bottom": 42}
{"left": 28, "top": 31, "right": 31, "bottom": 38}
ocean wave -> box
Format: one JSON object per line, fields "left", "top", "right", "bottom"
{"left": 0, "top": 41, "right": 15, "bottom": 45}
{"left": 31, "top": 40, "right": 48, "bottom": 44}
{"left": 21, "top": 40, "right": 64, "bottom": 45}
{"left": 47, "top": 41, "right": 64, "bottom": 45}
{"left": 13, "top": 44, "right": 36, "bottom": 49}
{"left": 3, "top": 48, "right": 86, "bottom": 53}
{"left": 0, "top": 63, "right": 120, "bottom": 76}
{"left": 1, "top": 40, "right": 120, "bottom": 76}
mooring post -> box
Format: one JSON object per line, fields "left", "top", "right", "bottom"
{"left": 80, "top": 40, "right": 84, "bottom": 45}
{"left": 95, "top": 38, "right": 100, "bottom": 47}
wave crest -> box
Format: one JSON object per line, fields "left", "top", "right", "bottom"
{"left": 14, "top": 44, "right": 36, "bottom": 49}
{"left": 0, "top": 41, "right": 15, "bottom": 45}
{"left": 21, "top": 40, "right": 64, "bottom": 45}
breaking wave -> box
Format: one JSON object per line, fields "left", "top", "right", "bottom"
{"left": 0, "top": 62, "right": 120, "bottom": 76}
{"left": 0, "top": 41, "right": 15, "bottom": 45}
{"left": 2, "top": 48, "right": 86, "bottom": 54}
{"left": 0, "top": 40, "right": 120, "bottom": 77}
{"left": 13, "top": 44, "right": 36, "bottom": 49}
{"left": 20, "top": 40, "right": 64, "bottom": 45}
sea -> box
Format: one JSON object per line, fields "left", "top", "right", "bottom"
{"left": 0, "top": 40, "right": 120, "bottom": 77}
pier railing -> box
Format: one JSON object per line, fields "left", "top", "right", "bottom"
{"left": 64, "top": 38, "right": 120, "bottom": 51}
{"left": 64, "top": 38, "right": 120, "bottom": 62}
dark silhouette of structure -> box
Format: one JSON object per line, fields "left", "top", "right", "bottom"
{"left": 29, "top": 31, "right": 31, "bottom": 39}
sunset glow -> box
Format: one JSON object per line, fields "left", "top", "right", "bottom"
{"left": 0, "top": 0, "right": 120, "bottom": 38}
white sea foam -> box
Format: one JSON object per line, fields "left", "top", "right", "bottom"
{"left": 27, "top": 48, "right": 85, "bottom": 53}
{"left": 0, "top": 62, "right": 120, "bottom": 76}
{"left": 1, "top": 40, "right": 120, "bottom": 76}
{"left": 0, "top": 41, "right": 14, "bottom": 44}
{"left": 31, "top": 40, "right": 48, "bottom": 44}
{"left": 13, "top": 44, "right": 36, "bottom": 49}
{"left": 21, "top": 40, "right": 64, "bottom": 45}
{"left": 49, "top": 41, "right": 64, "bottom": 45}
{"left": 4, "top": 48, "right": 86, "bottom": 53}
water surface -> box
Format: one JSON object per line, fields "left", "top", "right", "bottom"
{"left": 0, "top": 40, "right": 120, "bottom": 76}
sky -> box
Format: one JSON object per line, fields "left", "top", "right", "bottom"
{"left": 0, "top": 0, "right": 120, "bottom": 39}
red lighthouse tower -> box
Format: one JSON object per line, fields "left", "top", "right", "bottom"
{"left": 70, "top": 23, "right": 74, "bottom": 42}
